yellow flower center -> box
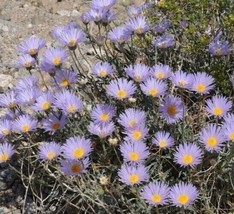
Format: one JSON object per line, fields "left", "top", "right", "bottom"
{"left": 99, "top": 70, "right": 107, "bottom": 77}
{"left": 178, "top": 194, "right": 189, "bottom": 205}
{"left": 151, "top": 194, "right": 162, "bottom": 203}
{"left": 52, "top": 57, "right": 61, "bottom": 66}
{"left": 22, "top": 124, "right": 30, "bottom": 132}
{"left": 128, "top": 174, "right": 139, "bottom": 184}
{"left": 134, "top": 75, "right": 142, "bottom": 82}
{"left": 167, "top": 105, "right": 177, "bottom": 116}
{"left": 212, "top": 107, "right": 223, "bottom": 116}
{"left": 178, "top": 80, "right": 187, "bottom": 86}
{"left": 156, "top": 72, "right": 165, "bottom": 79}
{"left": 61, "top": 79, "right": 69, "bottom": 87}
{"left": 1, "top": 128, "right": 9, "bottom": 136}
{"left": 28, "top": 48, "right": 37, "bottom": 56}
{"left": 47, "top": 152, "right": 56, "bottom": 160}
{"left": 129, "top": 152, "right": 139, "bottom": 161}
{"left": 159, "top": 140, "right": 167, "bottom": 148}
{"left": 183, "top": 154, "right": 193, "bottom": 165}
{"left": 0, "top": 153, "right": 9, "bottom": 162}
{"left": 42, "top": 101, "right": 50, "bottom": 110}
{"left": 207, "top": 136, "right": 217, "bottom": 148}
{"left": 71, "top": 164, "right": 82, "bottom": 173}
{"left": 132, "top": 130, "right": 142, "bottom": 141}
{"left": 116, "top": 90, "right": 127, "bottom": 99}
{"left": 148, "top": 88, "right": 158, "bottom": 97}
{"left": 100, "top": 113, "right": 109, "bottom": 121}
{"left": 229, "top": 132, "right": 234, "bottom": 141}
{"left": 195, "top": 84, "right": 206, "bottom": 93}
{"left": 52, "top": 123, "right": 61, "bottom": 130}
{"left": 129, "top": 120, "right": 136, "bottom": 127}
{"left": 68, "top": 105, "right": 77, "bottom": 113}
{"left": 73, "top": 148, "right": 85, "bottom": 159}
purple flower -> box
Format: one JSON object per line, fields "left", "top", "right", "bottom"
{"left": 120, "top": 141, "right": 149, "bottom": 163}
{"left": 0, "top": 91, "right": 17, "bottom": 109}
{"left": 33, "top": 91, "right": 54, "bottom": 111}
{"left": 118, "top": 163, "right": 149, "bottom": 186}
{"left": 15, "top": 75, "right": 39, "bottom": 91}
{"left": 41, "top": 47, "right": 68, "bottom": 69}
{"left": 106, "top": 78, "right": 136, "bottom": 100}
{"left": 91, "top": 104, "right": 115, "bottom": 123}
{"left": 87, "top": 8, "right": 107, "bottom": 23}
{"left": 52, "top": 69, "right": 77, "bottom": 88}
{"left": 88, "top": 122, "right": 114, "bottom": 138}
{"left": 152, "top": 34, "right": 175, "bottom": 49}
{"left": 124, "top": 126, "right": 148, "bottom": 142}
{"left": 141, "top": 181, "right": 170, "bottom": 206}
{"left": 223, "top": 113, "right": 234, "bottom": 124}
{"left": 151, "top": 64, "right": 172, "bottom": 80}
{"left": 41, "top": 113, "right": 66, "bottom": 134}
{"left": 208, "top": 38, "right": 231, "bottom": 56}
{"left": 118, "top": 108, "right": 146, "bottom": 129}
{"left": 126, "top": 16, "right": 150, "bottom": 34}
{"left": 91, "top": 0, "right": 116, "bottom": 10}
{"left": 62, "top": 136, "right": 92, "bottom": 160}
{"left": 108, "top": 26, "right": 131, "bottom": 44}
{"left": 80, "top": 12, "right": 92, "bottom": 24}
{"left": 38, "top": 141, "right": 61, "bottom": 160}
{"left": 152, "top": 131, "right": 174, "bottom": 148}
{"left": 16, "top": 54, "right": 36, "bottom": 70}
{"left": 13, "top": 115, "right": 37, "bottom": 133}
{"left": 16, "top": 87, "right": 41, "bottom": 105}
{"left": 91, "top": 62, "right": 114, "bottom": 78}
{"left": 153, "top": 19, "right": 172, "bottom": 34}
{"left": 171, "top": 70, "right": 193, "bottom": 89}
{"left": 140, "top": 78, "right": 167, "bottom": 97}
{"left": 206, "top": 95, "right": 232, "bottom": 118}
{"left": 54, "top": 90, "right": 83, "bottom": 115}
{"left": 222, "top": 123, "right": 234, "bottom": 142}
{"left": 199, "top": 124, "right": 227, "bottom": 152}
{"left": 169, "top": 182, "right": 198, "bottom": 207}
{"left": 125, "top": 63, "right": 151, "bottom": 83}
{"left": 0, "top": 143, "right": 15, "bottom": 163}
{"left": 0, "top": 119, "right": 12, "bottom": 138}
{"left": 60, "top": 158, "right": 90, "bottom": 176}
{"left": 101, "top": 11, "right": 116, "bottom": 24}
{"left": 159, "top": 96, "right": 185, "bottom": 124}
{"left": 174, "top": 143, "right": 203, "bottom": 168}
{"left": 191, "top": 72, "right": 215, "bottom": 94}
{"left": 18, "top": 36, "right": 46, "bottom": 56}
{"left": 127, "top": 6, "right": 141, "bottom": 18}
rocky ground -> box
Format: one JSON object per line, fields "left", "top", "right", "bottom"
{"left": 0, "top": 0, "right": 144, "bottom": 213}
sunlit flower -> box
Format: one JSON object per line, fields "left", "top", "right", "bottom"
{"left": 91, "top": 0, "right": 116, "bottom": 10}
{"left": 91, "top": 104, "right": 115, "bottom": 124}
{"left": 91, "top": 62, "right": 114, "bottom": 78}
{"left": 33, "top": 92, "right": 54, "bottom": 111}
{"left": 124, "top": 126, "right": 148, "bottom": 142}
{"left": 16, "top": 87, "right": 41, "bottom": 105}
{"left": 13, "top": 115, "right": 37, "bottom": 133}
{"left": 152, "top": 34, "right": 175, "bottom": 49}
{"left": 38, "top": 141, "right": 61, "bottom": 160}
{"left": 108, "top": 26, "right": 131, "bottom": 44}
{"left": 16, "top": 54, "right": 36, "bottom": 70}
{"left": 0, "top": 143, "right": 15, "bottom": 163}
{"left": 52, "top": 69, "right": 77, "bottom": 88}
{"left": 222, "top": 123, "right": 234, "bottom": 142}
{"left": 88, "top": 122, "right": 115, "bottom": 138}
{"left": 127, "top": 6, "right": 141, "bottom": 18}
{"left": 208, "top": 37, "right": 231, "bottom": 56}
{"left": 151, "top": 64, "right": 172, "bottom": 80}
{"left": 171, "top": 70, "right": 193, "bottom": 89}
{"left": 152, "top": 131, "right": 174, "bottom": 148}
{"left": 15, "top": 75, "right": 39, "bottom": 91}
{"left": 126, "top": 16, "right": 150, "bottom": 35}
{"left": 0, "top": 91, "right": 17, "bottom": 109}
{"left": 0, "top": 119, "right": 12, "bottom": 138}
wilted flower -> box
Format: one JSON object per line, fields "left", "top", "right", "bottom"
{"left": 88, "top": 122, "right": 115, "bottom": 138}
{"left": 0, "top": 143, "right": 15, "bottom": 163}
{"left": 171, "top": 70, "right": 193, "bottom": 89}
{"left": 62, "top": 136, "right": 92, "bottom": 160}
{"left": 91, "top": 62, "right": 114, "bottom": 78}
{"left": 199, "top": 124, "right": 227, "bottom": 152}
{"left": 120, "top": 141, "right": 149, "bottom": 163}
{"left": 108, "top": 26, "right": 131, "bottom": 44}
{"left": 106, "top": 78, "right": 136, "bottom": 100}
{"left": 108, "top": 137, "right": 118, "bottom": 146}
{"left": 38, "top": 141, "right": 61, "bottom": 160}
{"left": 191, "top": 72, "right": 215, "bottom": 94}
{"left": 33, "top": 91, "right": 54, "bottom": 111}
{"left": 153, "top": 19, "right": 172, "bottom": 33}
{"left": 125, "top": 64, "right": 151, "bottom": 83}
{"left": 91, "top": 104, "right": 115, "bottom": 124}
{"left": 126, "top": 16, "right": 150, "bottom": 35}
{"left": 152, "top": 131, "right": 174, "bottom": 148}
{"left": 60, "top": 158, "right": 90, "bottom": 176}
{"left": 151, "top": 64, "right": 172, "bottom": 80}
{"left": 141, "top": 181, "right": 170, "bottom": 206}
{"left": 18, "top": 36, "right": 46, "bottom": 56}
{"left": 169, "top": 182, "right": 198, "bottom": 207}
{"left": 152, "top": 34, "right": 175, "bottom": 49}
{"left": 174, "top": 143, "right": 203, "bottom": 168}
{"left": 140, "top": 78, "right": 167, "bottom": 97}
{"left": 159, "top": 96, "right": 185, "bottom": 124}
{"left": 13, "top": 115, "right": 37, "bottom": 133}
{"left": 99, "top": 175, "right": 109, "bottom": 185}
{"left": 118, "top": 163, "right": 149, "bottom": 186}
{"left": 206, "top": 95, "right": 232, "bottom": 118}
{"left": 16, "top": 54, "right": 36, "bottom": 70}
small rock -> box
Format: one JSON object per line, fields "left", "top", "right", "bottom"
{"left": 0, "top": 207, "right": 11, "bottom": 213}
{"left": 56, "top": 10, "right": 70, "bottom": 17}
{"left": 1, "top": 25, "right": 9, "bottom": 32}
{"left": 71, "top": 9, "right": 80, "bottom": 17}
{"left": 27, "top": 23, "right": 33, "bottom": 28}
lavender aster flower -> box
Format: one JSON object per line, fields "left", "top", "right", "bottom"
{"left": 169, "top": 182, "right": 198, "bottom": 207}
{"left": 80, "top": 12, "right": 92, "bottom": 24}
{"left": 52, "top": 69, "right": 77, "bottom": 88}
{"left": 126, "top": 16, "right": 150, "bottom": 35}
{"left": 60, "top": 158, "right": 90, "bottom": 176}
{"left": 91, "top": 62, "right": 114, "bottom": 78}
{"left": 140, "top": 78, "right": 167, "bottom": 97}
{"left": 152, "top": 34, "right": 175, "bottom": 49}
{"left": 151, "top": 64, "right": 172, "bottom": 80}
{"left": 16, "top": 54, "right": 36, "bottom": 70}
{"left": 223, "top": 113, "right": 234, "bottom": 124}
{"left": 159, "top": 96, "right": 185, "bottom": 124}
{"left": 206, "top": 95, "right": 232, "bottom": 118}
{"left": 88, "top": 122, "right": 114, "bottom": 138}
{"left": 153, "top": 19, "right": 172, "bottom": 34}
{"left": 118, "top": 163, "right": 149, "bottom": 186}
{"left": 120, "top": 141, "right": 149, "bottom": 163}
{"left": 208, "top": 38, "right": 231, "bottom": 56}
{"left": 91, "top": 0, "right": 116, "bottom": 9}
{"left": 171, "top": 70, "right": 193, "bottom": 89}
{"left": 174, "top": 143, "right": 203, "bottom": 168}
{"left": 62, "top": 136, "right": 92, "bottom": 160}
{"left": 141, "top": 181, "right": 170, "bottom": 206}
{"left": 125, "top": 63, "right": 151, "bottom": 82}
{"left": 106, "top": 78, "right": 136, "bottom": 100}
{"left": 33, "top": 91, "right": 54, "bottom": 111}
{"left": 127, "top": 6, "right": 141, "bottom": 18}
{"left": 14, "top": 115, "right": 37, "bottom": 133}
{"left": 191, "top": 72, "right": 215, "bottom": 94}
{"left": 152, "top": 131, "right": 174, "bottom": 148}
{"left": 18, "top": 36, "right": 46, "bottom": 56}
{"left": 108, "top": 26, "right": 131, "bottom": 44}
{"left": 38, "top": 141, "right": 61, "bottom": 160}
{"left": 91, "top": 104, "right": 115, "bottom": 124}
{"left": 199, "top": 124, "right": 226, "bottom": 152}
{"left": 16, "top": 87, "right": 41, "bottom": 105}
{"left": 15, "top": 75, "right": 39, "bottom": 91}
{"left": 222, "top": 123, "right": 234, "bottom": 142}
{"left": 0, "top": 143, "right": 15, "bottom": 163}
{"left": 0, "top": 91, "right": 17, "bottom": 109}
{"left": 124, "top": 126, "right": 148, "bottom": 142}
{"left": 87, "top": 8, "right": 107, "bottom": 23}
{"left": 0, "top": 119, "right": 12, "bottom": 138}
